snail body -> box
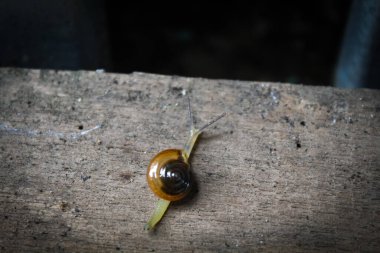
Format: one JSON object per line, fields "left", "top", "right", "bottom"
{"left": 144, "top": 97, "right": 225, "bottom": 231}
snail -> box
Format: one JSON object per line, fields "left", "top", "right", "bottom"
{"left": 144, "top": 97, "right": 226, "bottom": 230}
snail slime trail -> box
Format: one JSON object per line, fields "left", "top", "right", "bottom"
{"left": 144, "top": 97, "right": 226, "bottom": 231}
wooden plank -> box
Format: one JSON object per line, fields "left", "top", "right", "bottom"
{"left": 0, "top": 68, "right": 379, "bottom": 252}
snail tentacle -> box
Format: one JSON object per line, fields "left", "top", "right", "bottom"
{"left": 183, "top": 112, "right": 226, "bottom": 159}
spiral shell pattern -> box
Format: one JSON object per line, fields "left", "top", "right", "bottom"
{"left": 147, "top": 149, "right": 191, "bottom": 201}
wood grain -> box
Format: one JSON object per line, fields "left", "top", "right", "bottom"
{"left": 0, "top": 68, "right": 379, "bottom": 252}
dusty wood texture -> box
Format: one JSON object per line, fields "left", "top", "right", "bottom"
{"left": 0, "top": 68, "right": 379, "bottom": 252}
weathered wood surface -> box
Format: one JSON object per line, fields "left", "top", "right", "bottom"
{"left": 0, "top": 68, "right": 379, "bottom": 252}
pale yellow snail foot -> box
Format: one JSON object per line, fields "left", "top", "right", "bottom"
{"left": 144, "top": 199, "right": 171, "bottom": 231}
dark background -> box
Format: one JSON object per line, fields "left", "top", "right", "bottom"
{"left": 0, "top": 1, "right": 356, "bottom": 86}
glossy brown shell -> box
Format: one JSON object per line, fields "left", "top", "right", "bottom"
{"left": 147, "top": 149, "right": 191, "bottom": 201}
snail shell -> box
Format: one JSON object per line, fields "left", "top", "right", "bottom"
{"left": 147, "top": 149, "right": 191, "bottom": 201}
